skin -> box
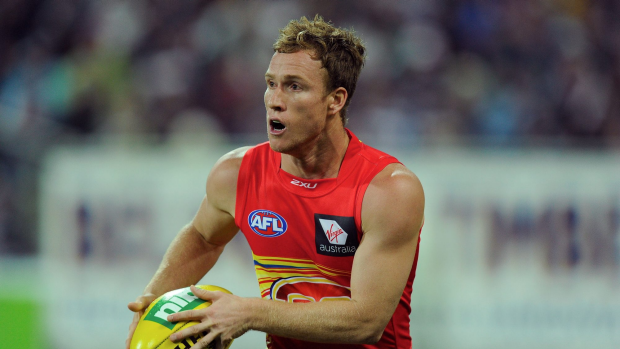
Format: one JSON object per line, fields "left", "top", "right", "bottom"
{"left": 126, "top": 50, "right": 424, "bottom": 349}
{"left": 265, "top": 50, "right": 349, "bottom": 178}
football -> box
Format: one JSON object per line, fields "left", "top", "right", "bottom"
{"left": 130, "top": 285, "right": 233, "bottom": 349}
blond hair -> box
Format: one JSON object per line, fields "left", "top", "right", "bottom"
{"left": 273, "top": 15, "right": 366, "bottom": 124}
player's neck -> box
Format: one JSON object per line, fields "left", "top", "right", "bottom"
{"left": 281, "top": 125, "right": 349, "bottom": 180}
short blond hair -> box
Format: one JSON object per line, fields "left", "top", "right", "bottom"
{"left": 273, "top": 15, "right": 366, "bottom": 124}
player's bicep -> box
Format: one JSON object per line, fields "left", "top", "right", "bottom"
{"left": 191, "top": 147, "right": 249, "bottom": 246}
{"left": 191, "top": 195, "right": 238, "bottom": 246}
{"left": 350, "top": 165, "right": 424, "bottom": 325}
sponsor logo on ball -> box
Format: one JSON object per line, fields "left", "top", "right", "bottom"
{"left": 172, "top": 333, "right": 212, "bottom": 349}
{"left": 248, "top": 210, "right": 288, "bottom": 237}
{"left": 143, "top": 288, "right": 205, "bottom": 330}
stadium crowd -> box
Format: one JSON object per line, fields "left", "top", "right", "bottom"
{"left": 1, "top": 0, "right": 619, "bottom": 253}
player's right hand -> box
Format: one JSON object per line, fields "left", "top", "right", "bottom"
{"left": 126, "top": 293, "right": 157, "bottom": 349}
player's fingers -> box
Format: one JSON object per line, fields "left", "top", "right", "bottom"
{"left": 190, "top": 285, "right": 220, "bottom": 301}
{"left": 126, "top": 331, "right": 133, "bottom": 348}
{"left": 127, "top": 300, "right": 143, "bottom": 312}
{"left": 126, "top": 312, "right": 141, "bottom": 348}
{"left": 219, "top": 337, "right": 233, "bottom": 349}
{"left": 128, "top": 316, "right": 139, "bottom": 333}
{"left": 128, "top": 294, "right": 157, "bottom": 312}
{"left": 170, "top": 321, "right": 212, "bottom": 343}
{"left": 168, "top": 309, "right": 205, "bottom": 323}
{"left": 189, "top": 330, "right": 218, "bottom": 349}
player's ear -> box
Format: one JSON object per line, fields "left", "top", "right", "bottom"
{"left": 327, "top": 87, "right": 347, "bottom": 117}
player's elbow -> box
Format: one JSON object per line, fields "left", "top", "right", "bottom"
{"left": 352, "top": 313, "right": 388, "bottom": 344}
{"left": 345, "top": 300, "right": 394, "bottom": 344}
{"left": 353, "top": 323, "right": 384, "bottom": 344}
{"left": 359, "top": 328, "right": 384, "bottom": 344}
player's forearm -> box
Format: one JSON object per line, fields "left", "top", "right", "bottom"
{"left": 143, "top": 223, "right": 224, "bottom": 297}
{"left": 247, "top": 297, "right": 386, "bottom": 344}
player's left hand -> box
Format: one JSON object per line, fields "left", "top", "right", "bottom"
{"left": 167, "top": 285, "right": 252, "bottom": 349}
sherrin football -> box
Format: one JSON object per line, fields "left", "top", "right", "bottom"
{"left": 130, "top": 285, "right": 233, "bottom": 349}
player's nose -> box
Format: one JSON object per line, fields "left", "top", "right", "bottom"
{"left": 265, "top": 86, "right": 285, "bottom": 112}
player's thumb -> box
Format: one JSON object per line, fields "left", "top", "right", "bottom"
{"left": 128, "top": 293, "right": 157, "bottom": 312}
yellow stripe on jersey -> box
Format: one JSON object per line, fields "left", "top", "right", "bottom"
{"left": 252, "top": 253, "right": 351, "bottom": 299}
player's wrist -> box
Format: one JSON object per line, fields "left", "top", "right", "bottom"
{"left": 243, "top": 297, "right": 267, "bottom": 332}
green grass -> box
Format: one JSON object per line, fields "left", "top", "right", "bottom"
{"left": 0, "top": 298, "right": 42, "bottom": 349}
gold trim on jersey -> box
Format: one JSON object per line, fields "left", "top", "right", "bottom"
{"left": 252, "top": 253, "right": 351, "bottom": 299}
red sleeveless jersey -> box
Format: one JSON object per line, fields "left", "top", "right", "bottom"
{"left": 234, "top": 129, "right": 420, "bottom": 349}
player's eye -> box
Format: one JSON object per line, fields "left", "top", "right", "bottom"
{"left": 291, "top": 83, "right": 301, "bottom": 90}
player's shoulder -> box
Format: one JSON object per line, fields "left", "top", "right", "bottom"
{"left": 361, "top": 162, "right": 425, "bottom": 237}
{"left": 217, "top": 142, "right": 271, "bottom": 167}
{"left": 371, "top": 163, "right": 423, "bottom": 200}
{"left": 364, "top": 162, "right": 424, "bottom": 223}
{"left": 354, "top": 137, "right": 422, "bottom": 201}
{"left": 207, "top": 146, "right": 252, "bottom": 190}
{"left": 357, "top": 140, "right": 397, "bottom": 165}
{"left": 219, "top": 145, "right": 252, "bottom": 164}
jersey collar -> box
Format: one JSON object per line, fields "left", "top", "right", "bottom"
{"left": 273, "top": 129, "right": 363, "bottom": 198}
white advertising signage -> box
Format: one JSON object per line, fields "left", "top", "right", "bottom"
{"left": 39, "top": 143, "right": 620, "bottom": 349}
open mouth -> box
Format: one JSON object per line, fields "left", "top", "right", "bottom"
{"left": 270, "top": 119, "right": 286, "bottom": 134}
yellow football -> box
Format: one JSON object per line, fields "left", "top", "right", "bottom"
{"left": 130, "top": 285, "right": 233, "bottom": 349}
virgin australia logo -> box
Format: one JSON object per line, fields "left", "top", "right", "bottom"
{"left": 318, "top": 219, "right": 347, "bottom": 245}
{"left": 314, "top": 214, "right": 358, "bottom": 257}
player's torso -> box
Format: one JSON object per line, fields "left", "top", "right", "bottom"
{"left": 243, "top": 180, "right": 361, "bottom": 302}
{"left": 234, "top": 130, "right": 408, "bottom": 348}
{"left": 236, "top": 143, "right": 369, "bottom": 303}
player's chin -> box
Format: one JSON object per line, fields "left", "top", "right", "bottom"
{"left": 268, "top": 136, "right": 292, "bottom": 154}
{"left": 268, "top": 138, "right": 285, "bottom": 153}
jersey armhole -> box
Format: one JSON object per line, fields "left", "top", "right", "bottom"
{"left": 353, "top": 158, "right": 401, "bottom": 239}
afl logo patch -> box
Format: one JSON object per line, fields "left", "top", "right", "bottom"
{"left": 248, "top": 210, "right": 288, "bottom": 238}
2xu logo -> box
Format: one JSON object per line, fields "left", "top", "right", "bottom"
{"left": 290, "top": 179, "right": 317, "bottom": 189}
{"left": 248, "top": 209, "right": 288, "bottom": 237}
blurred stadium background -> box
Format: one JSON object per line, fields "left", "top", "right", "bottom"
{"left": 1, "top": 0, "right": 619, "bottom": 348}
